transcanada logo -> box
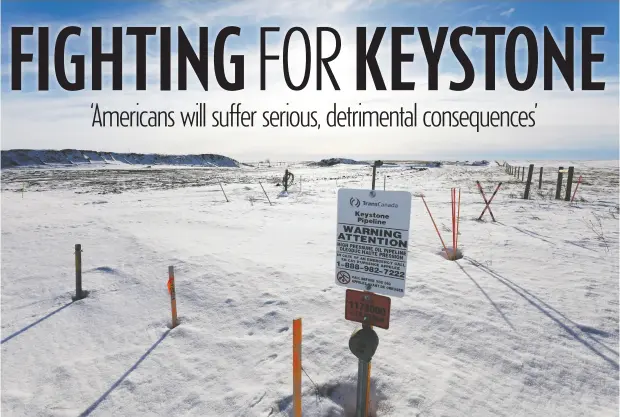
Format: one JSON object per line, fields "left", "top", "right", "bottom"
{"left": 362, "top": 201, "right": 399, "bottom": 208}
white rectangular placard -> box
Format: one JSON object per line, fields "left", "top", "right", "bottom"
{"left": 335, "top": 188, "right": 412, "bottom": 297}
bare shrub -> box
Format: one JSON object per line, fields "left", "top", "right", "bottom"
{"left": 582, "top": 212, "right": 609, "bottom": 252}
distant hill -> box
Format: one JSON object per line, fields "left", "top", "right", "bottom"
{"left": 1, "top": 149, "right": 239, "bottom": 169}
{"left": 308, "top": 158, "right": 369, "bottom": 167}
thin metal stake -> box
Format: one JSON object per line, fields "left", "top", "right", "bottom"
{"left": 219, "top": 182, "right": 229, "bottom": 202}
{"left": 259, "top": 181, "right": 272, "bottom": 206}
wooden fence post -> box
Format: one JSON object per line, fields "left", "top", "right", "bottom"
{"left": 524, "top": 164, "right": 534, "bottom": 199}
{"left": 555, "top": 167, "right": 564, "bottom": 200}
{"left": 564, "top": 166, "right": 575, "bottom": 201}
{"left": 73, "top": 244, "right": 85, "bottom": 301}
{"left": 538, "top": 167, "right": 543, "bottom": 189}
{"left": 521, "top": 167, "right": 525, "bottom": 182}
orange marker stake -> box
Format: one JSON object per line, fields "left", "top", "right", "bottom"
{"left": 456, "top": 188, "right": 461, "bottom": 257}
{"left": 451, "top": 188, "right": 456, "bottom": 259}
{"left": 293, "top": 318, "right": 302, "bottom": 417}
{"left": 168, "top": 266, "right": 178, "bottom": 329}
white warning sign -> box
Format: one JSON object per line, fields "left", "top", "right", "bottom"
{"left": 335, "top": 188, "right": 412, "bottom": 298}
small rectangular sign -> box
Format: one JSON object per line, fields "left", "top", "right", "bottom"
{"left": 345, "top": 289, "right": 391, "bottom": 329}
{"left": 336, "top": 188, "right": 412, "bottom": 297}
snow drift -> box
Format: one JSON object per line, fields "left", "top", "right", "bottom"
{"left": 0, "top": 149, "right": 240, "bottom": 169}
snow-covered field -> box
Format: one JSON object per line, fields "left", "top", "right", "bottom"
{"left": 2, "top": 160, "right": 619, "bottom": 417}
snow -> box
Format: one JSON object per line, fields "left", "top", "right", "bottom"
{"left": 1, "top": 160, "right": 618, "bottom": 416}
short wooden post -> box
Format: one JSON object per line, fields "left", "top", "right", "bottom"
{"left": 292, "top": 318, "right": 302, "bottom": 417}
{"left": 168, "top": 266, "right": 178, "bottom": 328}
{"left": 284, "top": 169, "right": 289, "bottom": 192}
{"left": 73, "top": 244, "right": 84, "bottom": 300}
{"left": 371, "top": 160, "right": 383, "bottom": 190}
{"left": 524, "top": 164, "right": 534, "bottom": 199}
{"left": 555, "top": 167, "right": 564, "bottom": 200}
{"left": 538, "top": 167, "right": 543, "bottom": 189}
{"left": 564, "top": 166, "right": 575, "bottom": 201}
{"left": 258, "top": 181, "right": 273, "bottom": 206}
{"left": 521, "top": 167, "right": 525, "bottom": 182}
{"left": 371, "top": 165, "right": 377, "bottom": 190}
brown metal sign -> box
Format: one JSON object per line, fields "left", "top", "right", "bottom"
{"left": 345, "top": 289, "right": 391, "bottom": 330}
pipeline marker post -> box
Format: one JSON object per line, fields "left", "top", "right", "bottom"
{"left": 72, "top": 244, "right": 87, "bottom": 301}
{"left": 219, "top": 182, "right": 229, "bottom": 202}
{"left": 336, "top": 188, "right": 411, "bottom": 417}
{"left": 564, "top": 166, "right": 575, "bottom": 201}
{"left": 292, "top": 318, "right": 302, "bottom": 417}
{"left": 524, "top": 164, "right": 534, "bottom": 199}
{"left": 453, "top": 188, "right": 461, "bottom": 259}
{"left": 476, "top": 181, "right": 502, "bottom": 222}
{"left": 555, "top": 167, "right": 564, "bottom": 200}
{"left": 168, "top": 266, "right": 178, "bottom": 329}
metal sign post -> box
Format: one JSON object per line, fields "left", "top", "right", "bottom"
{"left": 349, "top": 326, "right": 379, "bottom": 417}
{"left": 337, "top": 182, "right": 411, "bottom": 417}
